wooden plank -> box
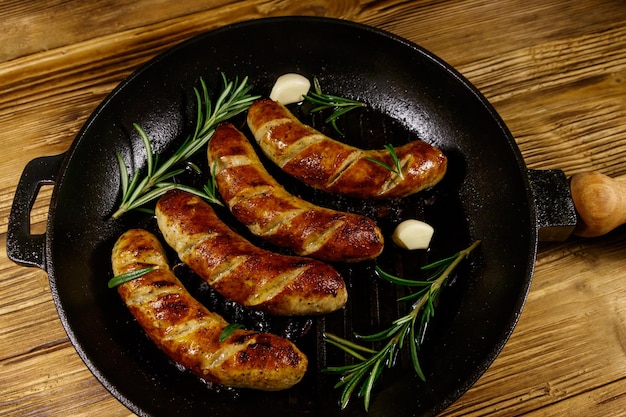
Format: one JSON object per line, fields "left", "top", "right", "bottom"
{"left": 459, "top": 26, "right": 626, "bottom": 175}
{"left": 0, "top": 340, "right": 132, "bottom": 416}
{"left": 0, "top": 0, "right": 242, "bottom": 61}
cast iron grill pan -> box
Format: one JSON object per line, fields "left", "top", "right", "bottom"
{"left": 8, "top": 17, "right": 536, "bottom": 417}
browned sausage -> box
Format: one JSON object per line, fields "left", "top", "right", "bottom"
{"left": 111, "top": 228, "right": 308, "bottom": 391}
{"left": 207, "top": 122, "right": 384, "bottom": 262}
{"left": 246, "top": 98, "right": 447, "bottom": 199}
{"left": 155, "top": 189, "right": 348, "bottom": 316}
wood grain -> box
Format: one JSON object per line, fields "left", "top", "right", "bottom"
{"left": 1, "top": 0, "right": 625, "bottom": 416}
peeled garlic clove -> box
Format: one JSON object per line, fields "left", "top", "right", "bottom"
{"left": 270, "top": 73, "right": 311, "bottom": 105}
{"left": 392, "top": 219, "right": 434, "bottom": 250}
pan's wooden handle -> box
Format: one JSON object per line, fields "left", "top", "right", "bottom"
{"left": 570, "top": 172, "right": 626, "bottom": 237}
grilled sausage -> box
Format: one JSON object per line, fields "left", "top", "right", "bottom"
{"left": 247, "top": 98, "right": 448, "bottom": 199}
{"left": 111, "top": 228, "right": 308, "bottom": 391}
{"left": 207, "top": 123, "right": 384, "bottom": 263}
{"left": 155, "top": 189, "right": 348, "bottom": 316}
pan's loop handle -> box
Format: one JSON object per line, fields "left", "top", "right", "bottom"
{"left": 6, "top": 153, "right": 65, "bottom": 271}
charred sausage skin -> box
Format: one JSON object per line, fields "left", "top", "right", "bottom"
{"left": 155, "top": 190, "right": 348, "bottom": 316}
{"left": 208, "top": 122, "right": 384, "bottom": 262}
{"left": 247, "top": 98, "right": 448, "bottom": 199}
{"left": 111, "top": 228, "right": 308, "bottom": 391}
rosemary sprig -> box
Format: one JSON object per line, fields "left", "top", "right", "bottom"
{"left": 112, "top": 74, "right": 260, "bottom": 218}
{"left": 365, "top": 144, "right": 404, "bottom": 179}
{"left": 303, "top": 77, "right": 365, "bottom": 136}
{"left": 323, "top": 240, "right": 481, "bottom": 411}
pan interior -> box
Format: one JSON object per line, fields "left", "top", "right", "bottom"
{"left": 46, "top": 17, "right": 536, "bottom": 417}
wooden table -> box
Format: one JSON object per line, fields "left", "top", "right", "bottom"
{"left": 2, "top": 1, "right": 625, "bottom": 416}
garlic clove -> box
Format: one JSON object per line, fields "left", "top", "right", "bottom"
{"left": 269, "top": 73, "right": 311, "bottom": 105}
{"left": 392, "top": 219, "right": 434, "bottom": 250}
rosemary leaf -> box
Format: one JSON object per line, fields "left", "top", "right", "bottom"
{"left": 323, "top": 364, "right": 360, "bottom": 375}
{"left": 375, "top": 265, "right": 432, "bottom": 286}
{"left": 107, "top": 267, "right": 156, "bottom": 288}
{"left": 134, "top": 123, "right": 154, "bottom": 176}
{"left": 364, "top": 157, "right": 396, "bottom": 174}
{"left": 115, "top": 152, "right": 130, "bottom": 197}
{"left": 219, "top": 323, "right": 244, "bottom": 342}
{"left": 362, "top": 360, "right": 382, "bottom": 407}
{"left": 421, "top": 253, "right": 461, "bottom": 270}
{"left": 409, "top": 323, "right": 426, "bottom": 380}
{"left": 355, "top": 322, "right": 402, "bottom": 342}
{"left": 397, "top": 287, "right": 430, "bottom": 302}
